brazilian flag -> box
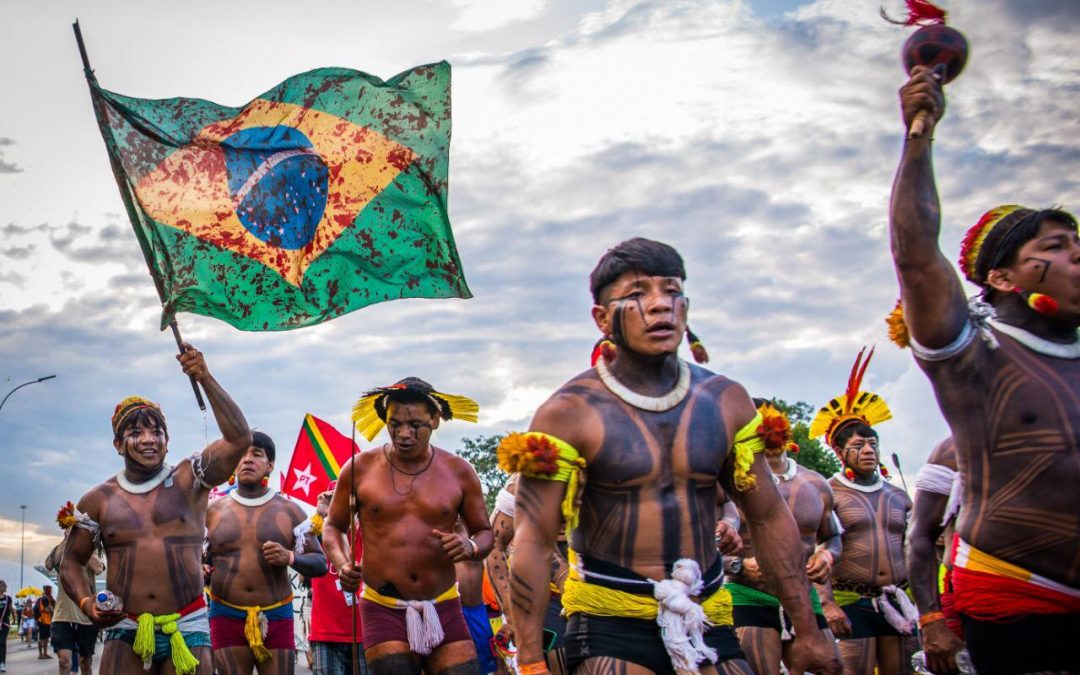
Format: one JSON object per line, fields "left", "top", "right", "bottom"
{"left": 90, "top": 62, "right": 471, "bottom": 331}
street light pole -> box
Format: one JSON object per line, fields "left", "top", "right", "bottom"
{"left": 19, "top": 504, "right": 27, "bottom": 590}
{"left": 0, "top": 374, "right": 57, "bottom": 416}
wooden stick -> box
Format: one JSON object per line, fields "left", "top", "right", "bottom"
{"left": 908, "top": 109, "right": 930, "bottom": 139}
{"left": 72, "top": 20, "right": 205, "bottom": 411}
{"left": 348, "top": 419, "right": 359, "bottom": 675}
{"left": 170, "top": 321, "right": 207, "bottom": 411}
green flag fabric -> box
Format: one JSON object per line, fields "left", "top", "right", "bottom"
{"left": 90, "top": 62, "right": 470, "bottom": 331}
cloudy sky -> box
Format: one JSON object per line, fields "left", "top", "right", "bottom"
{"left": 1, "top": 0, "right": 1077, "bottom": 568}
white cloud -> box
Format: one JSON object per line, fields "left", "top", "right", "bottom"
{"left": 445, "top": 0, "right": 551, "bottom": 31}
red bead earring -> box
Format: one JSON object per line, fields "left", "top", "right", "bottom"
{"left": 261, "top": 475, "right": 270, "bottom": 487}
{"left": 591, "top": 338, "right": 617, "bottom": 366}
{"left": 1014, "top": 287, "right": 1059, "bottom": 316}
{"left": 844, "top": 467, "right": 856, "bottom": 481}
{"left": 228, "top": 473, "right": 236, "bottom": 486}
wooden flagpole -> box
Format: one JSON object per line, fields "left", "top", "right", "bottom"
{"left": 348, "top": 418, "right": 359, "bottom": 675}
{"left": 72, "top": 19, "right": 205, "bottom": 411}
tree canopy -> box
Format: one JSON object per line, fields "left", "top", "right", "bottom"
{"left": 455, "top": 434, "right": 507, "bottom": 512}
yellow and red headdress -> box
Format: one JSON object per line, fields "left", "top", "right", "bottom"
{"left": 351, "top": 380, "right": 479, "bottom": 441}
{"left": 111, "top": 396, "right": 166, "bottom": 437}
{"left": 958, "top": 204, "right": 1029, "bottom": 286}
{"left": 756, "top": 401, "right": 799, "bottom": 456}
{"left": 809, "top": 347, "right": 892, "bottom": 448}
{"left": 56, "top": 501, "right": 77, "bottom": 530}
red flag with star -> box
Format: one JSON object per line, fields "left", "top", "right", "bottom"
{"left": 283, "top": 413, "right": 358, "bottom": 506}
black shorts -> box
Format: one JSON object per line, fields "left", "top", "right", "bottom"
{"left": 963, "top": 613, "right": 1080, "bottom": 674}
{"left": 732, "top": 604, "right": 828, "bottom": 636}
{"left": 839, "top": 598, "right": 903, "bottom": 640}
{"left": 543, "top": 596, "right": 567, "bottom": 651}
{"left": 565, "top": 613, "right": 744, "bottom": 675}
{"left": 51, "top": 621, "right": 98, "bottom": 656}
{"left": 37, "top": 622, "right": 52, "bottom": 641}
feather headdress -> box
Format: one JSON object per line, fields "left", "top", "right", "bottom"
{"left": 56, "top": 501, "right": 78, "bottom": 530}
{"left": 756, "top": 401, "right": 799, "bottom": 455}
{"left": 351, "top": 379, "right": 479, "bottom": 441}
{"left": 809, "top": 347, "right": 892, "bottom": 447}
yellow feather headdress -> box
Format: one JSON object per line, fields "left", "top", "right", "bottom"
{"left": 809, "top": 347, "right": 892, "bottom": 447}
{"left": 351, "top": 380, "right": 479, "bottom": 441}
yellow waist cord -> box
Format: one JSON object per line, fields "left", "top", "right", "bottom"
{"left": 561, "top": 550, "right": 733, "bottom": 626}
{"left": 132, "top": 612, "right": 200, "bottom": 675}
{"left": 207, "top": 592, "right": 293, "bottom": 662}
{"left": 360, "top": 584, "right": 460, "bottom": 609}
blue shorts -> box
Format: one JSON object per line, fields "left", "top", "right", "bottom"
{"left": 103, "top": 627, "right": 212, "bottom": 664}
{"left": 461, "top": 603, "right": 498, "bottom": 674}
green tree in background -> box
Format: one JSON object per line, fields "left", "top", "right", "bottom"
{"left": 456, "top": 434, "right": 507, "bottom": 512}
{"left": 771, "top": 399, "right": 841, "bottom": 478}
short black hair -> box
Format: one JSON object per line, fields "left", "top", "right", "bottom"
{"left": 383, "top": 377, "right": 441, "bottom": 418}
{"left": 114, "top": 408, "right": 168, "bottom": 442}
{"left": 251, "top": 430, "right": 276, "bottom": 463}
{"left": 832, "top": 422, "right": 879, "bottom": 451}
{"left": 589, "top": 238, "right": 686, "bottom": 304}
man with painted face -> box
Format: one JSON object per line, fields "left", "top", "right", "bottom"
{"left": 810, "top": 349, "right": 915, "bottom": 675}
{"left": 728, "top": 401, "right": 842, "bottom": 674}
{"left": 502, "top": 238, "right": 840, "bottom": 675}
{"left": 60, "top": 343, "right": 252, "bottom": 675}
{"left": 205, "top": 431, "right": 328, "bottom": 674}
{"left": 891, "top": 66, "right": 1080, "bottom": 674}
{"left": 323, "top": 377, "right": 494, "bottom": 675}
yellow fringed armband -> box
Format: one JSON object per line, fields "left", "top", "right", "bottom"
{"left": 732, "top": 411, "right": 766, "bottom": 492}
{"left": 497, "top": 432, "right": 587, "bottom": 530}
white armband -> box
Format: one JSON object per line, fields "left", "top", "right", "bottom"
{"left": 913, "top": 463, "right": 955, "bottom": 496}
{"left": 494, "top": 487, "right": 515, "bottom": 519}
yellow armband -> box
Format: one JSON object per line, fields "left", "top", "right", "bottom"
{"left": 497, "top": 432, "right": 586, "bottom": 530}
{"left": 732, "top": 411, "right": 765, "bottom": 492}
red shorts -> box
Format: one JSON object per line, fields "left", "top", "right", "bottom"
{"left": 359, "top": 595, "right": 471, "bottom": 649}
{"left": 209, "top": 613, "right": 294, "bottom": 651}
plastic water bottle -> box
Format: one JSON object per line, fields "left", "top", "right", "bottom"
{"left": 335, "top": 579, "right": 355, "bottom": 607}
{"left": 912, "top": 649, "right": 977, "bottom": 674}
{"left": 94, "top": 590, "right": 123, "bottom": 613}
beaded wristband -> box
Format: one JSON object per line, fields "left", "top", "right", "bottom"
{"left": 519, "top": 662, "right": 549, "bottom": 675}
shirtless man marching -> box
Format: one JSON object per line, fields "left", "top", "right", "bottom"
{"left": 487, "top": 475, "right": 571, "bottom": 674}
{"left": 906, "top": 437, "right": 963, "bottom": 674}
{"left": 206, "top": 431, "right": 328, "bottom": 674}
{"left": 505, "top": 238, "right": 839, "bottom": 675}
{"left": 728, "top": 401, "right": 842, "bottom": 674}
{"left": 891, "top": 65, "right": 1080, "bottom": 673}
{"left": 810, "top": 352, "right": 915, "bottom": 675}
{"left": 60, "top": 344, "right": 252, "bottom": 675}
{"left": 323, "top": 378, "right": 494, "bottom": 675}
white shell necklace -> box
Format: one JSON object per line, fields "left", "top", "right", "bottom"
{"left": 229, "top": 488, "right": 276, "bottom": 507}
{"left": 116, "top": 463, "right": 173, "bottom": 494}
{"left": 596, "top": 358, "right": 691, "bottom": 412}
{"left": 989, "top": 319, "right": 1080, "bottom": 359}
{"left": 773, "top": 457, "right": 798, "bottom": 483}
{"left": 833, "top": 471, "right": 883, "bottom": 493}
